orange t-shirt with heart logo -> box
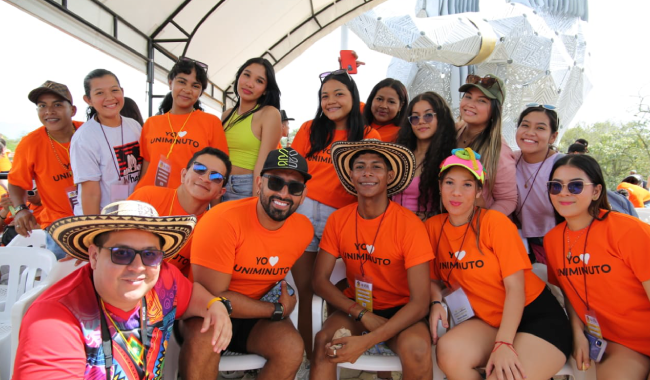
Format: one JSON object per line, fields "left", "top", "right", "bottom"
{"left": 191, "top": 197, "right": 313, "bottom": 299}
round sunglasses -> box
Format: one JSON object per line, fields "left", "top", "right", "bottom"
{"left": 99, "top": 246, "right": 164, "bottom": 267}
{"left": 193, "top": 162, "right": 224, "bottom": 184}
{"left": 408, "top": 113, "right": 436, "bottom": 126}
{"left": 262, "top": 174, "right": 305, "bottom": 196}
{"left": 547, "top": 180, "right": 594, "bottom": 195}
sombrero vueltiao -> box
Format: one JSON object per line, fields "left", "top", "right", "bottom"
{"left": 331, "top": 139, "right": 416, "bottom": 197}
{"left": 46, "top": 200, "right": 196, "bottom": 262}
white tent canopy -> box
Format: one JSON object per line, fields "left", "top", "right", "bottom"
{"left": 6, "top": 0, "right": 387, "bottom": 114}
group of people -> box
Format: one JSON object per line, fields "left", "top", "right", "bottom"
{"left": 5, "top": 53, "right": 650, "bottom": 380}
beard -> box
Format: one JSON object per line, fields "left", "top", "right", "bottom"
{"left": 260, "top": 193, "right": 298, "bottom": 222}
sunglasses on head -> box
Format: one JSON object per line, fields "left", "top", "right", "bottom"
{"left": 547, "top": 180, "right": 594, "bottom": 195}
{"left": 526, "top": 103, "right": 557, "bottom": 110}
{"left": 262, "top": 174, "right": 305, "bottom": 196}
{"left": 408, "top": 113, "right": 436, "bottom": 126}
{"left": 100, "top": 246, "right": 164, "bottom": 267}
{"left": 465, "top": 74, "right": 504, "bottom": 98}
{"left": 192, "top": 162, "right": 224, "bottom": 184}
{"left": 319, "top": 69, "right": 352, "bottom": 83}
{"left": 179, "top": 57, "right": 209, "bottom": 72}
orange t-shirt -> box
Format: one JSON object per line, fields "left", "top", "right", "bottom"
{"left": 320, "top": 201, "right": 434, "bottom": 310}
{"left": 191, "top": 197, "right": 314, "bottom": 299}
{"left": 425, "top": 209, "right": 545, "bottom": 328}
{"left": 292, "top": 120, "right": 381, "bottom": 209}
{"left": 137, "top": 110, "right": 229, "bottom": 190}
{"left": 617, "top": 182, "right": 650, "bottom": 208}
{"left": 544, "top": 210, "right": 650, "bottom": 356}
{"left": 128, "top": 185, "right": 206, "bottom": 277}
{"left": 371, "top": 122, "right": 400, "bottom": 143}
{"left": 8, "top": 122, "right": 84, "bottom": 228}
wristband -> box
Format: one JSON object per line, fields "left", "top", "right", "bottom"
{"left": 206, "top": 297, "right": 221, "bottom": 310}
{"left": 492, "top": 341, "right": 517, "bottom": 355}
{"left": 346, "top": 302, "right": 357, "bottom": 317}
{"left": 14, "top": 204, "right": 29, "bottom": 215}
{"left": 430, "top": 301, "right": 442, "bottom": 307}
{"left": 356, "top": 308, "right": 368, "bottom": 322}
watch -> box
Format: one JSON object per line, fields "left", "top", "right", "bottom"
{"left": 14, "top": 204, "right": 29, "bottom": 214}
{"left": 271, "top": 302, "right": 284, "bottom": 321}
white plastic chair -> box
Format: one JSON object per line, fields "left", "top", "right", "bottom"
{"left": 635, "top": 208, "right": 650, "bottom": 224}
{"left": 311, "top": 259, "right": 447, "bottom": 380}
{"left": 0, "top": 247, "right": 57, "bottom": 380}
{"left": 163, "top": 272, "right": 300, "bottom": 380}
{"left": 6, "top": 229, "right": 47, "bottom": 249}
{"left": 9, "top": 259, "right": 84, "bottom": 378}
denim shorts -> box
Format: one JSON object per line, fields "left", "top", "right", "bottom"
{"left": 296, "top": 197, "right": 337, "bottom": 252}
{"left": 222, "top": 174, "right": 254, "bottom": 202}
{"left": 46, "top": 231, "right": 68, "bottom": 260}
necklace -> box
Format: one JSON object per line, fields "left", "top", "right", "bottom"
{"left": 355, "top": 202, "right": 389, "bottom": 278}
{"left": 565, "top": 225, "right": 590, "bottom": 259}
{"left": 46, "top": 126, "right": 76, "bottom": 176}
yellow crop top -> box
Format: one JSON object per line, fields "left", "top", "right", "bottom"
{"left": 224, "top": 108, "right": 261, "bottom": 170}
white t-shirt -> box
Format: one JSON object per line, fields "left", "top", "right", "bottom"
{"left": 70, "top": 116, "right": 142, "bottom": 215}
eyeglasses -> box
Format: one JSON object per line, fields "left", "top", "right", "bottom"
{"left": 408, "top": 113, "right": 436, "bottom": 126}
{"left": 319, "top": 69, "right": 352, "bottom": 83}
{"left": 465, "top": 74, "right": 504, "bottom": 98}
{"left": 179, "top": 57, "right": 208, "bottom": 73}
{"left": 526, "top": 103, "right": 557, "bottom": 110}
{"left": 262, "top": 174, "right": 305, "bottom": 196}
{"left": 99, "top": 246, "right": 164, "bottom": 267}
{"left": 192, "top": 162, "right": 224, "bottom": 184}
{"left": 547, "top": 180, "right": 594, "bottom": 195}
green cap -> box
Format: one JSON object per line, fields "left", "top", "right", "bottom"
{"left": 458, "top": 74, "right": 505, "bottom": 105}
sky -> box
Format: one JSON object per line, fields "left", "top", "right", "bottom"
{"left": 0, "top": 0, "right": 649, "bottom": 140}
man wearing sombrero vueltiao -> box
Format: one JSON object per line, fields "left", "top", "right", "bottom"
{"left": 13, "top": 200, "right": 233, "bottom": 380}
{"left": 310, "top": 139, "right": 435, "bottom": 379}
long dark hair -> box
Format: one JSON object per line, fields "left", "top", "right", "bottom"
{"left": 396, "top": 92, "right": 457, "bottom": 215}
{"left": 516, "top": 106, "right": 559, "bottom": 135}
{"left": 83, "top": 68, "right": 121, "bottom": 120}
{"left": 363, "top": 78, "right": 408, "bottom": 127}
{"left": 222, "top": 58, "right": 281, "bottom": 130}
{"left": 549, "top": 154, "right": 611, "bottom": 224}
{"left": 306, "top": 72, "right": 367, "bottom": 158}
{"left": 158, "top": 58, "right": 208, "bottom": 114}
{"left": 121, "top": 97, "right": 144, "bottom": 125}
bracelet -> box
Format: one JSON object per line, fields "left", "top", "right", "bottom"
{"left": 356, "top": 308, "right": 368, "bottom": 322}
{"left": 346, "top": 302, "right": 357, "bottom": 316}
{"left": 492, "top": 341, "right": 518, "bottom": 356}
{"left": 430, "top": 301, "right": 442, "bottom": 307}
{"left": 206, "top": 297, "right": 223, "bottom": 310}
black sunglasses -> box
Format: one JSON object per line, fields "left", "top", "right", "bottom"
{"left": 99, "top": 246, "right": 164, "bottom": 267}
{"left": 319, "top": 69, "right": 352, "bottom": 83}
{"left": 193, "top": 162, "right": 224, "bottom": 184}
{"left": 179, "top": 57, "right": 208, "bottom": 73}
{"left": 547, "top": 180, "right": 594, "bottom": 195}
{"left": 262, "top": 174, "right": 305, "bottom": 196}
{"left": 408, "top": 113, "right": 436, "bottom": 126}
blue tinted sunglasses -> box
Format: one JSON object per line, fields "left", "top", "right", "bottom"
{"left": 526, "top": 103, "right": 557, "bottom": 110}
{"left": 192, "top": 162, "right": 224, "bottom": 184}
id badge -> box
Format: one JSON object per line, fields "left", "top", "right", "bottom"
{"left": 444, "top": 286, "right": 475, "bottom": 325}
{"left": 110, "top": 180, "right": 129, "bottom": 202}
{"left": 154, "top": 155, "right": 172, "bottom": 187}
{"left": 65, "top": 185, "right": 79, "bottom": 211}
{"left": 585, "top": 309, "right": 603, "bottom": 339}
{"left": 354, "top": 275, "right": 373, "bottom": 312}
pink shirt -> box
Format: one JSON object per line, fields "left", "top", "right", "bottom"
{"left": 483, "top": 138, "right": 517, "bottom": 215}
{"left": 392, "top": 176, "right": 421, "bottom": 212}
{"left": 514, "top": 151, "right": 563, "bottom": 237}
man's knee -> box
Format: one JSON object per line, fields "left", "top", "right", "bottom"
{"left": 397, "top": 334, "right": 431, "bottom": 366}
{"left": 181, "top": 317, "right": 219, "bottom": 350}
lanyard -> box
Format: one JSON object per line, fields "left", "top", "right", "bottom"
{"left": 561, "top": 219, "right": 594, "bottom": 311}
{"left": 98, "top": 117, "right": 125, "bottom": 180}
{"left": 355, "top": 202, "right": 389, "bottom": 277}
{"left": 436, "top": 211, "right": 474, "bottom": 287}
{"left": 166, "top": 111, "right": 194, "bottom": 158}
{"left": 515, "top": 148, "right": 550, "bottom": 218}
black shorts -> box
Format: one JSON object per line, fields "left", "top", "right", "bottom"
{"left": 373, "top": 304, "right": 404, "bottom": 319}
{"left": 518, "top": 287, "right": 572, "bottom": 359}
{"left": 227, "top": 317, "right": 262, "bottom": 354}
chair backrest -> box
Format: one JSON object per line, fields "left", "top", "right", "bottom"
{"left": 636, "top": 208, "right": 650, "bottom": 224}
{"left": 6, "top": 229, "right": 47, "bottom": 249}
{"left": 0, "top": 248, "right": 56, "bottom": 319}
{"left": 9, "top": 260, "right": 85, "bottom": 378}
{"left": 330, "top": 259, "right": 347, "bottom": 284}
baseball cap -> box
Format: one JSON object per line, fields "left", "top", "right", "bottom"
{"left": 458, "top": 74, "right": 505, "bottom": 105}
{"left": 28, "top": 80, "right": 73, "bottom": 105}
{"left": 440, "top": 148, "right": 485, "bottom": 183}
{"left": 261, "top": 147, "right": 311, "bottom": 181}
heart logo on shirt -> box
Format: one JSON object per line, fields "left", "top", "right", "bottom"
{"left": 366, "top": 245, "right": 375, "bottom": 254}
{"left": 579, "top": 253, "right": 590, "bottom": 265}
{"left": 178, "top": 131, "right": 188, "bottom": 137}
{"left": 269, "top": 256, "right": 279, "bottom": 267}
{"left": 454, "top": 250, "right": 466, "bottom": 261}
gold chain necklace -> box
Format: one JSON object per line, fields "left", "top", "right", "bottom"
{"left": 46, "top": 128, "right": 74, "bottom": 176}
